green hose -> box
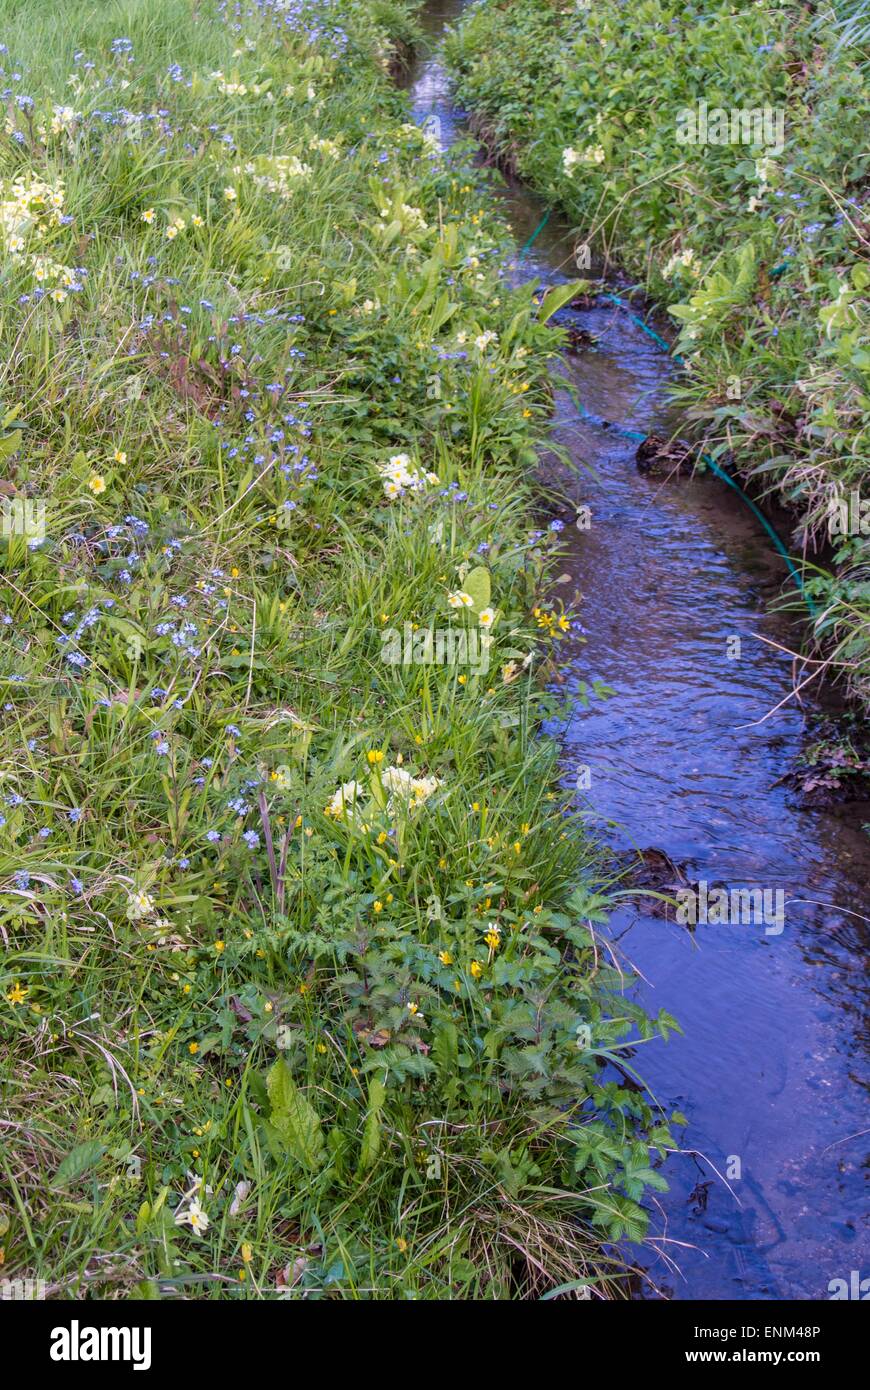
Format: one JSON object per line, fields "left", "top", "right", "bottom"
{"left": 582, "top": 290, "right": 816, "bottom": 618}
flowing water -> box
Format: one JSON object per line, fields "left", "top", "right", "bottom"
{"left": 404, "top": 0, "right": 869, "bottom": 1300}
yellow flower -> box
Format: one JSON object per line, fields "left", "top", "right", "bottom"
{"left": 316, "top": 1042, "right": 327, "bottom": 1054}
{"left": 438, "top": 950, "right": 453, "bottom": 966}
{"left": 366, "top": 749, "right": 384, "bottom": 765}
{"left": 241, "top": 1242, "right": 253, "bottom": 1263}
{"left": 188, "top": 1041, "right": 199, "bottom": 1054}
{"left": 469, "top": 961, "right": 483, "bottom": 979}
{"left": 396, "top": 1237, "right": 408, "bottom": 1253}
{"left": 6, "top": 982, "right": 28, "bottom": 1006}
{"left": 214, "top": 940, "right": 225, "bottom": 953}
{"left": 88, "top": 474, "right": 106, "bottom": 495}
{"left": 373, "top": 900, "right": 383, "bottom": 914}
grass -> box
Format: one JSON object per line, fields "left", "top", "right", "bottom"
{"left": 0, "top": 0, "right": 680, "bottom": 1299}
{"left": 445, "top": 0, "right": 870, "bottom": 710}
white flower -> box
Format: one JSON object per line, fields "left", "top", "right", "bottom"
{"left": 447, "top": 590, "right": 474, "bottom": 609}
{"left": 375, "top": 454, "right": 433, "bottom": 499}
{"left": 478, "top": 607, "right": 496, "bottom": 628}
{"left": 175, "top": 1197, "right": 210, "bottom": 1236}
{"left": 474, "top": 330, "right": 497, "bottom": 352}
{"left": 127, "top": 889, "right": 155, "bottom": 921}
{"left": 325, "top": 780, "right": 365, "bottom": 818}
{"left": 380, "top": 765, "right": 442, "bottom": 811}
{"left": 228, "top": 1181, "right": 250, "bottom": 1217}
{"left": 562, "top": 146, "right": 581, "bottom": 175}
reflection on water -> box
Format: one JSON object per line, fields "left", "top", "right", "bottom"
{"left": 405, "top": 6, "right": 869, "bottom": 1300}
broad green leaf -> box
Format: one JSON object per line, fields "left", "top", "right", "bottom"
{"left": 462, "top": 565, "right": 490, "bottom": 614}
{"left": 51, "top": 1141, "right": 105, "bottom": 1188}
{"left": 538, "top": 279, "right": 589, "bottom": 323}
{"left": 267, "top": 1058, "right": 325, "bottom": 1171}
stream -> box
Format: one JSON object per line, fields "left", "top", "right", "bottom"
{"left": 404, "top": 0, "right": 869, "bottom": 1300}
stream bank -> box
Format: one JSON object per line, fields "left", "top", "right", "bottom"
{"left": 404, "top": 0, "right": 869, "bottom": 1301}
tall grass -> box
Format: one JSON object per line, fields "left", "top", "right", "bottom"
{"left": 0, "top": 0, "right": 678, "bottom": 1298}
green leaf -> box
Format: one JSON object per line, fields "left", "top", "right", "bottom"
{"left": 51, "top": 1141, "right": 106, "bottom": 1188}
{"left": 267, "top": 1058, "right": 325, "bottom": 1171}
{"left": 538, "top": 279, "right": 589, "bottom": 323}
{"left": 462, "top": 565, "right": 490, "bottom": 614}
{"left": 358, "top": 1075, "right": 387, "bottom": 1173}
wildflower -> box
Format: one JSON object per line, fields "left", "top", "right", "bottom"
{"left": 141, "top": 208, "right": 155, "bottom": 224}
{"left": 223, "top": 186, "right": 237, "bottom": 201}
{"left": 214, "top": 940, "right": 225, "bottom": 953}
{"left": 478, "top": 607, "right": 496, "bottom": 629}
{"left": 447, "top": 590, "right": 473, "bottom": 609}
{"left": 113, "top": 448, "right": 127, "bottom": 465}
{"left": 176, "top": 1197, "right": 209, "bottom": 1236}
{"left": 127, "top": 889, "right": 155, "bottom": 920}
{"left": 469, "top": 961, "right": 483, "bottom": 979}
{"left": 6, "top": 982, "right": 27, "bottom": 1005}
{"left": 438, "top": 949, "right": 453, "bottom": 966}
{"left": 324, "top": 780, "right": 364, "bottom": 819}
{"left": 373, "top": 900, "right": 383, "bottom": 914}
{"left": 366, "top": 749, "right": 384, "bottom": 765}
{"left": 188, "top": 1041, "right": 199, "bottom": 1054}
{"left": 88, "top": 474, "right": 106, "bottom": 495}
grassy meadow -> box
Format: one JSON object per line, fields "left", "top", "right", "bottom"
{"left": 0, "top": 0, "right": 680, "bottom": 1299}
